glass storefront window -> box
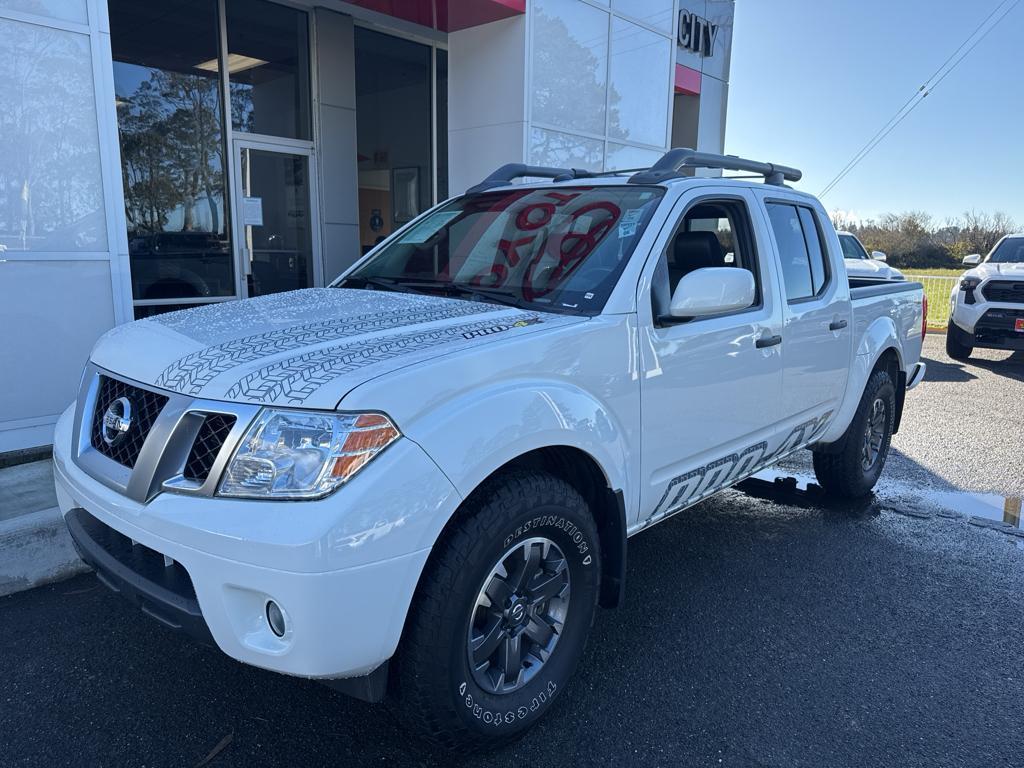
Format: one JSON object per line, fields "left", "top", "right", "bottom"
{"left": 608, "top": 17, "right": 670, "bottom": 148}
{"left": 111, "top": 0, "right": 233, "bottom": 304}
{"left": 0, "top": 0, "right": 88, "bottom": 24}
{"left": 354, "top": 28, "right": 432, "bottom": 253}
{"left": 436, "top": 49, "right": 449, "bottom": 201}
{"left": 531, "top": 0, "right": 608, "bottom": 137}
{"left": 226, "top": 0, "right": 311, "bottom": 140}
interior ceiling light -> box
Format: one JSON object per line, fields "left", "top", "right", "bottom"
{"left": 195, "top": 53, "right": 268, "bottom": 74}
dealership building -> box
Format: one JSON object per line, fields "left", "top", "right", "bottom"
{"left": 0, "top": 0, "right": 734, "bottom": 454}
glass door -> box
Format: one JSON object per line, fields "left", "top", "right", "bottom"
{"left": 231, "top": 140, "right": 320, "bottom": 298}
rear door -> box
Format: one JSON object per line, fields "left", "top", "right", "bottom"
{"left": 759, "top": 196, "right": 852, "bottom": 437}
{"left": 636, "top": 188, "right": 785, "bottom": 526}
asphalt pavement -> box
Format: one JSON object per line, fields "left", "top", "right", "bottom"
{"left": 3, "top": 335, "right": 1023, "bottom": 767}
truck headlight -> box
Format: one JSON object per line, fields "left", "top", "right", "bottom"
{"left": 218, "top": 409, "right": 399, "bottom": 499}
{"left": 960, "top": 276, "right": 980, "bottom": 291}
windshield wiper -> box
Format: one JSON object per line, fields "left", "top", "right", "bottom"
{"left": 451, "top": 285, "right": 527, "bottom": 310}
{"left": 342, "top": 276, "right": 425, "bottom": 295}
{"left": 344, "top": 276, "right": 527, "bottom": 310}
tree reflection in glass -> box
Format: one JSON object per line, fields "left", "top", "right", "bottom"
{"left": 111, "top": 0, "right": 234, "bottom": 308}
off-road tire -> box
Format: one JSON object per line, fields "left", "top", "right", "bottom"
{"left": 812, "top": 368, "right": 896, "bottom": 498}
{"left": 945, "top": 323, "right": 973, "bottom": 361}
{"left": 391, "top": 469, "right": 601, "bottom": 751}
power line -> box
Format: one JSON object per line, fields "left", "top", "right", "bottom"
{"left": 819, "top": 0, "right": 1020, "bottom": 199}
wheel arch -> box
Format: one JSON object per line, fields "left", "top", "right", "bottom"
{"left": 416, "top": 446, "right": 628, "bottom": 615}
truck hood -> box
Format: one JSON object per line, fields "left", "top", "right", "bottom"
{"left": 844, "top": 258, "right": 903, "bottom": 281}
{"left": 966, "top": 262, "right": 1024, "bottom": 279}
{"left": 91, "top": 288, "right": 584, "bottom": 409}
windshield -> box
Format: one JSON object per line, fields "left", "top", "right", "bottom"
{"left": 989, "top": 237, "right": 1024, "bottom": 264}
{"left": 338, "top": 185, "right": 664, "bottom": 315}
{"left": 839, "top": 234, "right": 869, "bottom": 260}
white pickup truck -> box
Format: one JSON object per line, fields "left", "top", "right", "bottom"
{"left": 946, "top": 234, "right": 1024, "bottom": 360}
{"left": 54, "top": 150, "right": 926, "bottom": 750}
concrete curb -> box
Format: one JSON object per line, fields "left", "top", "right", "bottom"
{"left": 0, "top": 506, "right": 89, "bottom": 597}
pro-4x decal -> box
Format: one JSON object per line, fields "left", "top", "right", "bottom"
{"left": 646, "top": 410, "right": 833, "bottom": 525}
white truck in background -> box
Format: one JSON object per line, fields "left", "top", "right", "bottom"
{"left": 54, "top": 149, "right": 926, "bottom": 750}
{"left": 838, "top": 231, "right": 905, "bottom": 281}
{"left": 947, "top": 234, "right": 1024, "bottom": 360}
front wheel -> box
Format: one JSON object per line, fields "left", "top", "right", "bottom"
{"left": 945, "top": 322, "right": 973, "bottom": 361}
{"left": 812, "top": 368, "right": 896, "bottom": 498}
{"left": 392, "top": 470, "right": 600, "bottom": 750}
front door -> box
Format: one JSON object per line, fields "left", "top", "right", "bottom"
{"left": 232, "top": 141, "right": 320, "bottom": 298}
{"left": 638, "top": 190, "right": 785, "bottom": 526}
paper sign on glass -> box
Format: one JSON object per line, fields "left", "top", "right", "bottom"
{"left": 243, "top": 197, "right": 263, "bottom": 227}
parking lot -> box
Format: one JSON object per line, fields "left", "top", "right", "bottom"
{"left": 3, "top": 334, "right": 1023, "bottom": 768}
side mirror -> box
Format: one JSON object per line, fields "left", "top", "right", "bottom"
{"left": 963, "top": 253, "right": 982, "bottom": 266}
{"left": 871, "top": 251, "right": 887, "bottom": 262}
{"left": 668, "top": 267, "right": 756, "bottom": 319}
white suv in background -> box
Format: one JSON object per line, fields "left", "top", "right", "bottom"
{"left": 947, "top": 234, "right": 1024, "bottom": 360}
{"left": 838, "top": 231, "right": 904, "bottom": 282}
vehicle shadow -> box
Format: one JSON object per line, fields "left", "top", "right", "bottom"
{"left": 967, "top": 350, "right": 1024, "bottom": 382}
{"left": 919, "top": 354, "right": 977, "bottom": 383}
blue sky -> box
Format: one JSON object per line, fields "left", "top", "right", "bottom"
{"left": 726, "top": 0, "right": 1023, "bottom": 225}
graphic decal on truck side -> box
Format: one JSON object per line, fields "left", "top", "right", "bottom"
{"left": 154, "top": 299, "right": 495, "bottom": 395}
{"left": 648, "top": 410, "right": 833, "bottom": 524}
{"left": 225, "top": 313, "right": 558, "bottom": 404}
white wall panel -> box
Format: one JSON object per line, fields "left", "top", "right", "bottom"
{"left": 0, "top": 260, "right": 115, "bottom": 448}
{"left": 0, "top": 0, "right": 124, "bottom": 452}
{"left": 448, "top": 15, "right": 527, "bottom": 194}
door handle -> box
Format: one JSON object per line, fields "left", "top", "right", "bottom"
{"left": 755, "top": 334, "right": 783, "bottom": 349}
{"left": 829, "top": 319, "right": 848, "bottom": 331}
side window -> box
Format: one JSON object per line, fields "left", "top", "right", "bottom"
{"left": 652, "top": 198, "right": 761, "bottom": 320}
{"left": 766, "top": 202, "right": 830, "bottom": 302}
{"left": 799, "top": 208, "right": 829, "bottom": 294}
{"left": 839, "top": 235, "right": 867, "bottom": 261}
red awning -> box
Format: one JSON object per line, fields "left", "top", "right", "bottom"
{"left": 674, "top": 63, "right": 701, "bottom": 96}
{"left": 343, "top": 0, "right": 525, "bottom": 32}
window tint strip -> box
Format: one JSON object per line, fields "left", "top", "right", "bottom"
{"left": 798, "top": 207, "right": 828, "bottom": 295}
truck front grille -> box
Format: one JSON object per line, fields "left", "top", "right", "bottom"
{"left": 183, "top": 413, "right": 237, "bottom": 482}
{"left": 90, "top": 376, "right": 169, "bottom": 469}
{"left": 981, "top": 281, "right": 1024, "bottom": 304}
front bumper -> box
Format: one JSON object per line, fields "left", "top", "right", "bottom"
{"left": 54, "top": 405, "right": 461, "bottom": 681}
{"left": 950, "top": 306, "right": 1024, "bottom": 351}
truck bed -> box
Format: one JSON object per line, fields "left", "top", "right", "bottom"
{"left": 848, "top": 277, "right": 924, "bottom": 298}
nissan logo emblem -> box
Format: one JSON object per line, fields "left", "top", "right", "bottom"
{"left": 101, "top": 396, "right": 133, "bottom": 446}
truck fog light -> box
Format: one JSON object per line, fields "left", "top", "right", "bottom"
{"left": 266, "top": 600, "right": 286, "bottom": 637}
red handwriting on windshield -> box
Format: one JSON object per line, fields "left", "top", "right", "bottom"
{"left": 471, "top": 191, "right": 621, "bottom": 300}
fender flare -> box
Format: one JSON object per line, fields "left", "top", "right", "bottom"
{"left": 817, "top": 315, "right": 904, "bottom": 447}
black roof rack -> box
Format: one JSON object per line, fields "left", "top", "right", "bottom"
{"left": 465, "top": 164, "right": 597, "bottom": 194}
{"left": 628, "top": 148, "right": 801, "bottom": 186}
{"left": 466, "top": 150, "right": 801, "bottom": 194}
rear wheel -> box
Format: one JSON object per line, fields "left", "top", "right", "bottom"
{"left": 812, "top": 368, "right": 896, "bottom": 498}
{"left": 945, "top": 322, "right": 973, "bottom": 361}
{"left": 392, "top": 469, "right": 600, "bottom": 750}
